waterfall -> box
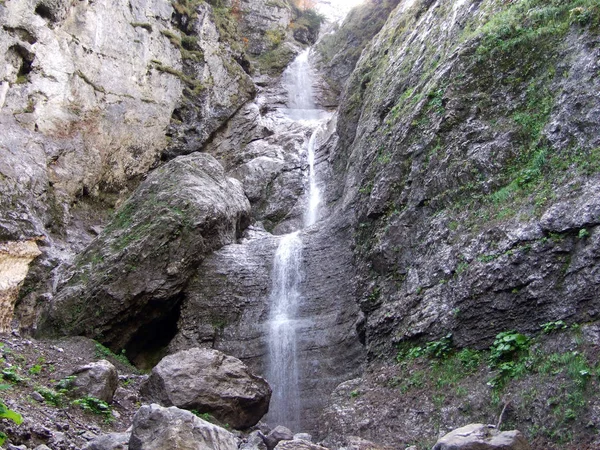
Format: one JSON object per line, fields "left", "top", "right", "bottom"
{"left": 305, "top": 126, "right": 321, "bottom": 227}
{"left": 266, "top": 49, "right": 328, "bottom": 430}
{"left": 266, "top": 232, "right": 303, "bottom": 428}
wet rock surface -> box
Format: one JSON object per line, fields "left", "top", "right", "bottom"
{"left": 170, "top": 215, "right": 365, "bottom": 434}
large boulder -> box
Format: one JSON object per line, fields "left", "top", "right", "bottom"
{"left": 129, "top": 404, "right": 239, "bottom": 450}
{"left": 36, "top": 153, "right": 250, "bottom": 363}
{"left": 67, "top": 360, "right": 118, "bottom": 403}
{"left": 141, "top": 348, "right": 271, "bottom": 429}
{"left": 432, "top": 424, "right": 531, "bottom": 450}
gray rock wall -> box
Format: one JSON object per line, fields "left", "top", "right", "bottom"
{"left": 170, "top": 217, "right": 365, "bottom": 433}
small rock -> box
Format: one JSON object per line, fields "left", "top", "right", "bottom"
{"left": 31, "top": 391, "right": 45, "bottom": 402}
{"left": 7, "top": 444, "right": 27, "bottom": 450}
{"left": 274, "top": 440, "right": 329, "bottom": 450}
{"left": 432, "top": 424, "right": 531, "bottom": 450}
{"left": 294, "top": 433, "right": 312, "bottom": 442}
{"left": 82, "top": 432, "right": 130, "bottom": 450}
{"left": 81, "top": 430, "right": 98, "bottom": 441}
{"left": 240, "top": 430, "right": 267, "bottom": 450}
{"left": 264, "top": 426, "right": 294, "bottom": 449}
{"left": 34, "top": 445, "right": 52, "bottom": 450}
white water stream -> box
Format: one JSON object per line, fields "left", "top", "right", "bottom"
{"left": 266, "top": 49, "right": 328, "bottom": 429}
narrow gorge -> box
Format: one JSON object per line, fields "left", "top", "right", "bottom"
{"left": 1, "top": 0, "right": 600, "bottom": 449}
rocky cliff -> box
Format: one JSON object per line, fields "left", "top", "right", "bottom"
{"left": 2, "top": 0, "right": 600, "bottom": 448}
{"left": 315, "top": 0, "right": 600, "bottom": 448}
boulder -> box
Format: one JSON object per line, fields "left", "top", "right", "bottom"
{"left": 82, "top": 432, "right": 130, "bottom": 450}
{"left": 37, "top": 153, "right": 250, "bottom": 363}
{"left": 432, "top": 424, "right": 531, "bottom": 450}
{"left": 141, "top": 348, "right": 271, "bottom": 429}
{"left": 274, "top": 440, "right": 329, "bottom": 450}
{"left": 264, "top": 426, "right": 294, "bottom": 450}
{"left": 240, "top": 430, "right": 267, "bottom": 450}
{"left": 129, "top": 404, "right": 239, "bottom": 450}
{"left": 67, "top": 360, "right": 119, "bottom": 403}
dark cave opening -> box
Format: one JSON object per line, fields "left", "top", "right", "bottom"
{"left": 8, "top": 44, "right": 34, "bottom": 81}
{"left": 34, "top": 3, "right": 55, "bottom": 22}
{"left": 124, "top": 295, "right": 183, "bottom": 370}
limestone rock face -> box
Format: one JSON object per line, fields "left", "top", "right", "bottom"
{"left": 328, "top": 0, "right": 600, "bottom": 359}
{"left": 238, "top": 0, "right": 293, "bottom": 57}
{"left": 0, "top": 240, "right": 41, "bottom": 332}
{"left": 67, "top": 360, "right": 119, "bottom": 403}
{"left": 0, "top": 0, "right": 181, "bottom": 242}
{"left": 432, "top": 424, "right": 531, "bottom": 450}
{"left": 312, "top": 0, "right": 401, "bottom": 107}
{"left": 140, "top": 348, "right": 271, "bottom": 429}
{"left": 129, "top": 404, "right": 239, "bottom": 450}
{"left": 162, "top": 3, "right": 256, "bottom": 159}
{"left": 36, "top": 154, "right": 250, "bottom": 360}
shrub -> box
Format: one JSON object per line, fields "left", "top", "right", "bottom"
{"left": 489, "top": 330, "right": 530, "bottom": 365}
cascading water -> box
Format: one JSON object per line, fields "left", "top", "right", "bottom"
{"left": 266, "top": 49, "right": 328, "bottom": 430}
{"left": 305, "top": 126, "right": 321, "bottom": 227}
{"left": 266, "top": 231, "right": 303, "bottom": 428}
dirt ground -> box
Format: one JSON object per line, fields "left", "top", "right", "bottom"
{"left": 0, "top": 332, "right": 145, "bottom": 449}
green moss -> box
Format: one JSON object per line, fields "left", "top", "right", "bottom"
{"left": 131, "top": 22, "right": 152, "bottom": 31}
{"left": 153, "top": 62, "right": 205, "bottom": 91}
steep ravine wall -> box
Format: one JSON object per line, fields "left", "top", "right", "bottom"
{"left": 316, "top": 0, "right": 600, "bottom": 448}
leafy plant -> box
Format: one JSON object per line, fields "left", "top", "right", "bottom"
{"left": 0, "top": 400, "right": 23, "bottom": 445}
{"left": 94, "top": 343, "right": 136, "bottom": 370}
{"left": 541, "top": 320, "right": 568, "bottom": 334}
{"left": 35, "top": 386, "right": 65, "bottom": 407}
{"left": 55, "top": 375, "right": 76, "bottom": 391}
{"left": 489, "top": 331, "right": 530, "bottom": 365}
{"left": 28, "top": 364, "right": 43, "bottom": 375}
{"left": 1, "top": 367, "right": 26, "bottom": 384}
{"left": 72, "top": 396, "right": 113, "bottom": 422}
{"left": 578, "top": 228, "right": 590, "bottom": 239}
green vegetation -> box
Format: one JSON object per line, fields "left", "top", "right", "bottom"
{"left": 94, "top": 342, "right": 136, "bottom": 370}
{"left": 0, "top": 400, "right": 23, "bottom": 445}
{"left": 72, "top": 396, "right": 113, "bottom": 422}
{"left": 35, "top": 386, "right": 65, "bottom": 407}
{"left": 475, "top": 0, "right": 600, "bottom": 64}
{"left": 392, "top": 325, "right": 600, "bottom": 444}
{"left": 1, "top": 367, "right": 26, "bottom": 384}
{"left": 130, "top": 22, "right": 152, "bottom": 31}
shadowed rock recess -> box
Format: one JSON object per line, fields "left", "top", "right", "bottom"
{"left": 1, "top": 0, "right": 600, "bottom": 448}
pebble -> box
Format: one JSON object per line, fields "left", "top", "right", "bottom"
{"left": 31, "top": 391, "right": 45, "bottom": 402}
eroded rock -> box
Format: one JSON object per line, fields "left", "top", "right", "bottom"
{"left": 0, "top": 240, "right": 41, "bottom": 332}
